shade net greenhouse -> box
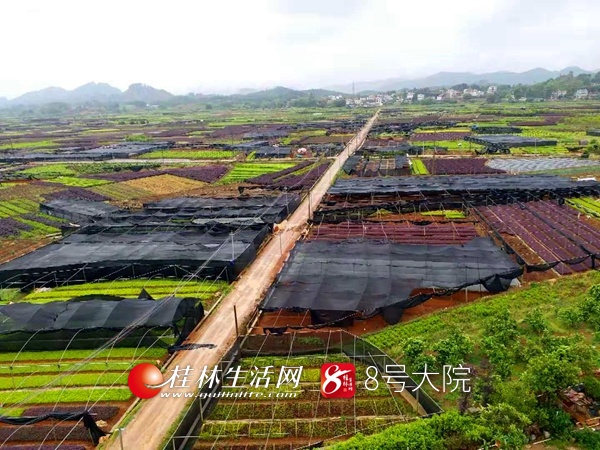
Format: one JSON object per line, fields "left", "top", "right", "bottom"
{"left": 0, "top": 225, "right": 269, "bottom": 287}
{"left": 137, "top": 195, "right": 301, "bottom": 226}
{"left": 0, "top": 297, "right": 204, "bottom": 351}
{"left": 40, "top": 199, "right": 121, "bottom": 223}
{"left": 0, "top": 142, "right": 172, "bottom": 163}
{"left": 465, "top": 135, "right": 557, "bottom": 147}
{"left": 260, "top": 237, "right": 522, "bottom": 325}
{"left": 327, "top": 174, "right": 599, "bottom": 198}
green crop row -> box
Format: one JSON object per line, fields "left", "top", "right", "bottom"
{"left": 0, "top": 387, "right": 132, "bottom": 405}
{"left": 90, "top": 183, "right": 152, "bottom": 200}
{"left": 0, "top": 140, "right": 58, "bottom": 151}
{"left": 0, "top": 359, "right": 156, "bottom": 376}
{"left": 567, "top": 197, "right": 600, "bottom": 218}
{"left": 0, "top": 371, "right": 128, "bottom": 391}
{"left": 0, "top": 199, "right": 39, "bottom": 217}
{"left": 24, "top": 279, "right": 226, "bottom": 301}
{"left": 18, "top": 164, "right": 78, "bottom": 178}
{"left": 0, "top": 406, "right": 25, "bottom": 416}
{"left": 48, "top": 176, "right": 112, "bottom": 188}
{"left": 220, "top": 163, "right": 296, "bottom": 183}
{"left": 410, "top": 159, "right": 429, "bottom": 175}
{"left": 421, "top": 210, "right": 466, "bottom": 219}
{"left": 140, "top": 150, "right": 237, "bottom": 160}
{"left": 0, "top": 346, "right": 166, "bottom": 363}
{"left": 15, "top": 217, "right": 60, "bottom": 235}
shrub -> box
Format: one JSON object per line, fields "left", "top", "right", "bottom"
{"left": 523, "top": 307, "right": 548, "bottom": 333}
{"left": 574, "top": 428, "right": 600, "bottom": 449}
{"left": 433, "top": 331, "right": 474, "bottom": 366}
{"left": 558, "top": 307, "right": 584, "bottom": 327}
{"left": 583, "top": 376, "right": 600, "bottom": 400}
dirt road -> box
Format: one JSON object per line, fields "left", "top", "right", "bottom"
{"left": 106, "top": 111, "right": 379, "bottom": 450}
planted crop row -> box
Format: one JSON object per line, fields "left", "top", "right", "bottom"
{"left": 44, "top": 187, "right": 110, "bottom": 202}
{"left": 199, "top": 416, "right": 399, "bottom": 440}
{"left": 0, "top": 200, "right": 38, "bottom": 217}
{"left": 0, "top": 387, "right": 132, "bottom": 405}
{"left": 14, "top": 217, "right": 60, "bottom": 235}
{"left": 24, "top": 279, "right": 227, "bottom": 302}
{"left": 141, "top": 150, "right": 237, "bottom": 160}
{"left": 220, "top": 163, "right": 297, "bottom": 183}
{"left": 89, "top": 182, "right": 152, "bottom": 200}
{"left": 422, "top": 158, "right": 505, "bottom": 175}
{"left": 47, "top": 176, "right": 112, "bottom": 188}
{"left": 0, "top": 359, "right": 156, "bottom": 376}
{"left": 0, "top": 346, "right": 166, "bottom": 363}
{"left": 247, "top": 161, "right": 313, "bottom": 185}
{"left": 410, "top": 159, "right": 429, "bottom": 175}
{"left": 209, "top": 398, "right": 409, "bottom": 421}
{"left": 420, "top": 210, "right": 466, "bottom": 219}
{"left": 270, "top": 161, "right": 331, "bottom": 190}
{"left": 0, "top": 371, "right": 128, "bottom": 391}
{"left": 238, "top": 354, "right": 351, "bottom": 368}
{"left": 121, "top": 174, "right": 204, "bottom": 196}
{"left": 0, "top": 218, "right": 32, "bottom": 238}
{"left": 567, "top": 197, "right": 600, "bottom": 218}
{"left": 219, "top": 382, "right": 393, "bottom": 399}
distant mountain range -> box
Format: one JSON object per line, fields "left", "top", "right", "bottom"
{"left": 3, "top": 66, "right": 599, "bottom": 107}
{"left": 7, "top": 82, "right": 174, "bottom": 106}
{"left": 328, "top": 67, "right": 598, "bottom": 94}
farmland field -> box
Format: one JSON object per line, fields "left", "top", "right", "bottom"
{"left": 17, "top": 278, "right": 228, "bottom": 308}
{"left": 476, "top": 201, "right": 600, "bottom": 274}
{"left": 140, "top": 150, "right": 238, "bottom": 159}
{"left": 194, "top": 354, "right": 415, "bottom": 449}
{"left": 409, "top": 159, "right": 429, "bottom": 174}
{"left": 120, "top": 173, "right": 205, "bottom": 195}
{"left": 3, "top": 101, "right": 600, "bottom": 449}
{"left": 219, "top": 162, "right": 297, "bottom": 183}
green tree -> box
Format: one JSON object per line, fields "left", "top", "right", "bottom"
{"left": 433, "top": 331, "right": 474, "bottom": 366}
{"left": 478, "top": 403, "right": 531, "bottom": 447}
{"left": 523, "top": 351, "right": 579, "bottom": 397}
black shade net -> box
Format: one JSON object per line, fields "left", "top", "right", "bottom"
{"left": 328, "top": 174, "right": 599, "bottom": 196}
{"left": 0, "top": 297, "right": 201, "bottom": 334}
{"left": 0, "top": 225, "right": 269, "bottom": 286}
{"left": 261, "top": 237, "right": 522, "bottom": 324}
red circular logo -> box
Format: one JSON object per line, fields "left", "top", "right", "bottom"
{"left": 128, "top": 363, "right": 163, "bottom": 399}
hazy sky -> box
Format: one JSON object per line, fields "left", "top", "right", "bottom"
{"left": 1, "top": 0, "right": 599, "bottom": 98}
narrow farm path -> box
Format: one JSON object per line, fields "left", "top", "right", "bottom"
{"left": 105, "top": 111, "right": 379, "bottom": 450}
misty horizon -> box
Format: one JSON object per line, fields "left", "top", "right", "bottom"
{"left": 1, "top": 0, "right": 599, "bottom": 98}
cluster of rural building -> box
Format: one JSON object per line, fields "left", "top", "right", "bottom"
{"left": 340, "top": 86, "right": 595, "bottom": 107}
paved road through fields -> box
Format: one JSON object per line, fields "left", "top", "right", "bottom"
{"left": 106, "top": 111, "right": 379, "bottom": 450}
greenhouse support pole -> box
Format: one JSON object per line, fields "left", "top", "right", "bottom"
{"left": 234, "top": 305, "right": 239, "bottom": 337}
{"left": 231, "top": 232, "right": 235, "bottom": 261}
{"left": 118, "top": 427, "right": 125, "bottom": 450}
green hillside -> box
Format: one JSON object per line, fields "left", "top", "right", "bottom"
{"left": 330, "top": 271, "right": 600, "bottom": 449}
